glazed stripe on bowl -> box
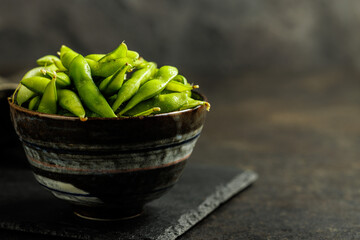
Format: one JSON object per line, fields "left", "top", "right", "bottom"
{"left": 24, "top": 137, "right": 198, "bottom": 174}
{"left": 20, "top": 128, "right": 203, "bottom": 153}
{"left": 33, "top": 173, "right": 178, "bottom": 206}
{"left": 28, "top": 154, "right": 191, "bottom": 174}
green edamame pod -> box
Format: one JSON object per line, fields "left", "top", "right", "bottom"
{"left": 180, "top": 98, "right": 211, "bottom": 111}
{"left": 37, "top": 77, "right": 57, "bottom": 114}
{"left": 103, "top": 63, "right": 132, "bottom": 96}
{"left": 85, "top": 54, "right": 105, "bottom": 61}
{"left": 17, "top": 65, "right": 56, "bottom": 104}
{"left": 123, "top": 92, "right": 188, "bottom": 116}
{"left": 21, "top": 76, "right": 51, "bottom": 94}
{"left": 118, "top": 66, "right": 178, "bottom": 115}
{"left": 69, "top": 54, "right": 116, "bottom": 118}
{"left": 99, "top": 42, "right": 127, "bottom": 62}
{"left": 36, "top": 55, "right": 67, "bottom": 71}
{"left": 134, "top": 57, "right": 148, "bottom": 68}
{"left": 16, "top": 84, "right": 37, "bottom": 106}
{"left": 57, "top": 89, "right": 85, "bottom": 118}
{"left": 52, "top": 58, "right": 67, "bottom": 71}
{"left": 86, "top": 57, "right": 134, "bottom": 77}
{"left": 36, "top": 55, "right": 60, "bottom": 66}
{"left": 41, "top": 70, "right": 71, "bottom": 88}
{"left": 111, "top": 62, "right": 157, "bottom": 111}
{"left": 152, "top": 92, "right": 188, "bottom": 113}
{"left": 22, "top": 65, "right": 57, "bottom": 80}
{"left": 99, "top": 75, "right": 113, "bottom": 92}
{"left": 99, "top": 63, "right": 131, "bottom": 94}
{"left": 127, "top": 50, "right": 139, "bottom": 60}
{"left": 60, "top": 45, "right": 79, "bottom": 69}
{"left": 172, "top": 75, "right": 188, "bottom": 85}
{"left": 21, "top": 74, "right": 70, "bottom": 94}
{"left": 165, "top": 80, "right": 198, "bottom": 92}
{"left": 184, "top": 90, "right": 192, "bottom": 98}
{"left": 14, "top": 42, "right": 210, "bottom": 117}
{"left": 28, "top": 95, "right": 41, "bottom": 110}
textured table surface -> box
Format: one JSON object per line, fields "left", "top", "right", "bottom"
{"left": 1, "top": 67, "right": 360, "bottom": 239}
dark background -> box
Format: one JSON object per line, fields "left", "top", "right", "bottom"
{"left": 2, "top": 1, "right": 360, "bottom": 80}
{"left": 1, "top": 0, "right": 360, "bottom": 239}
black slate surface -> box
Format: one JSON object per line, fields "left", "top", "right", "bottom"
{"left": 0, "top": 164, "right": 257, "bottom": 240}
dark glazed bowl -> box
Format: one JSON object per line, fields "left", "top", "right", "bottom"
{"left": 8, "top": 92, "right": 207, "bottom": 220}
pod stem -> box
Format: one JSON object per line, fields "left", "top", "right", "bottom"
{"left": 80, "top": 117, "right": 88, "bottom": 122}
{"left": 205, "top": 102, "right": 211, "bottom": 111}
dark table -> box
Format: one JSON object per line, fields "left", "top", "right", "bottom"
{"left": 1, "top": 68, "right": 360, "bottom": 239}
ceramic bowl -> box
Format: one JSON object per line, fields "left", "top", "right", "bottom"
{"left": 8, "top": 92, "right": 207, "bottom": 220}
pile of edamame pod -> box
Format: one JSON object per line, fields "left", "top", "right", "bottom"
{"left": 13, "top": 42, "right": 210, "bottom": 119}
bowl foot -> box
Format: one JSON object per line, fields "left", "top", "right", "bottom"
{"left": 73, "top": 205, "right": 144, "bottom": 221}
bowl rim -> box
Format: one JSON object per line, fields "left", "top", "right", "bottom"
{"left": 8, "top": 91, "right": 208, "bottom": 121}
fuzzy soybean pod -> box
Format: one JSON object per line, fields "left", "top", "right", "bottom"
{"left": 21, "top": 74, "right": 70, "bottom": 94}
{"left": 37, "top": 77, "right": 57, "bottom": 114}
{"left": 86, "top": 57, "right": 134, "bottom": 77}
{"left": 98, "top": 63, "right": 132, "bottom": 94}
{"left": 102, "top": 63, "right": 132, "bottom": 96}
{"left": 85, "top": 54, "right": 105, "bottom": 61}
{"left": 172, "top": 75, "right": 188, "bottom": 85}
{"left": 36, "top": 55, "right": 60, "bottom": 66}
{"left": 111, "top": 62, "right": 157, "bottom": 112}
{"left": 36, "top": 55, "right": 67, "bottom": 71}
{"left": 124, "top": 92, "right": 188, "bottom": 116}
{"left": 165, "top": 80, "right": 198, "bottom": 92}
{"left": 134, "top": 57, "right": 148, "bottom": 68}
{"left": 118, "top": 66, "right": 178, "bottom": 115}
{"left": 60, "top": 45, "right": 79, "bottom": 69}
{"left": 21, "top": 76, "right": 52, "bottom": 94}
{"left": 142, "top": 92, "right": 188, "bottom": 114}
{"left": 57, "top": 89, "right": 86, "bottom": 118}
{"left": 98, "top": 75, "right": 113, "bottom": 92}
{"left": 42, "top": 69, "right": 71, "bottom": 88}
{"left": 69, "top": 54, "right": 117, "bottom": 118}
{"left": 127, "top": 50, "right": 139, "bottom": 60}
{"left": 180, "top": 97, "right": 211, "bottom": 111}
{"left": 16, "top": 84, "right": 37, "bottom": 106}
{"left": 28, "top": 95, "right": 41, "bottom": 110}
{"left": 98, "top": 42, "right": 127, "bottom": 62}
{"left": 22, "top": 65, "right": 57, "bottom": 80}
{"left": 16, "top": 65, "right": 57, "bottom": 104}
{"left": 52, "top": 58, "right": 67, "bottom": 71}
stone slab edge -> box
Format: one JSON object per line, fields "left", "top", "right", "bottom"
{"left": 155, "top": 170, "right": 258, "bottom": 240}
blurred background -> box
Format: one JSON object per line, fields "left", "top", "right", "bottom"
{"left": 2, "top": 0, "right": 360, "bottom": 85}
